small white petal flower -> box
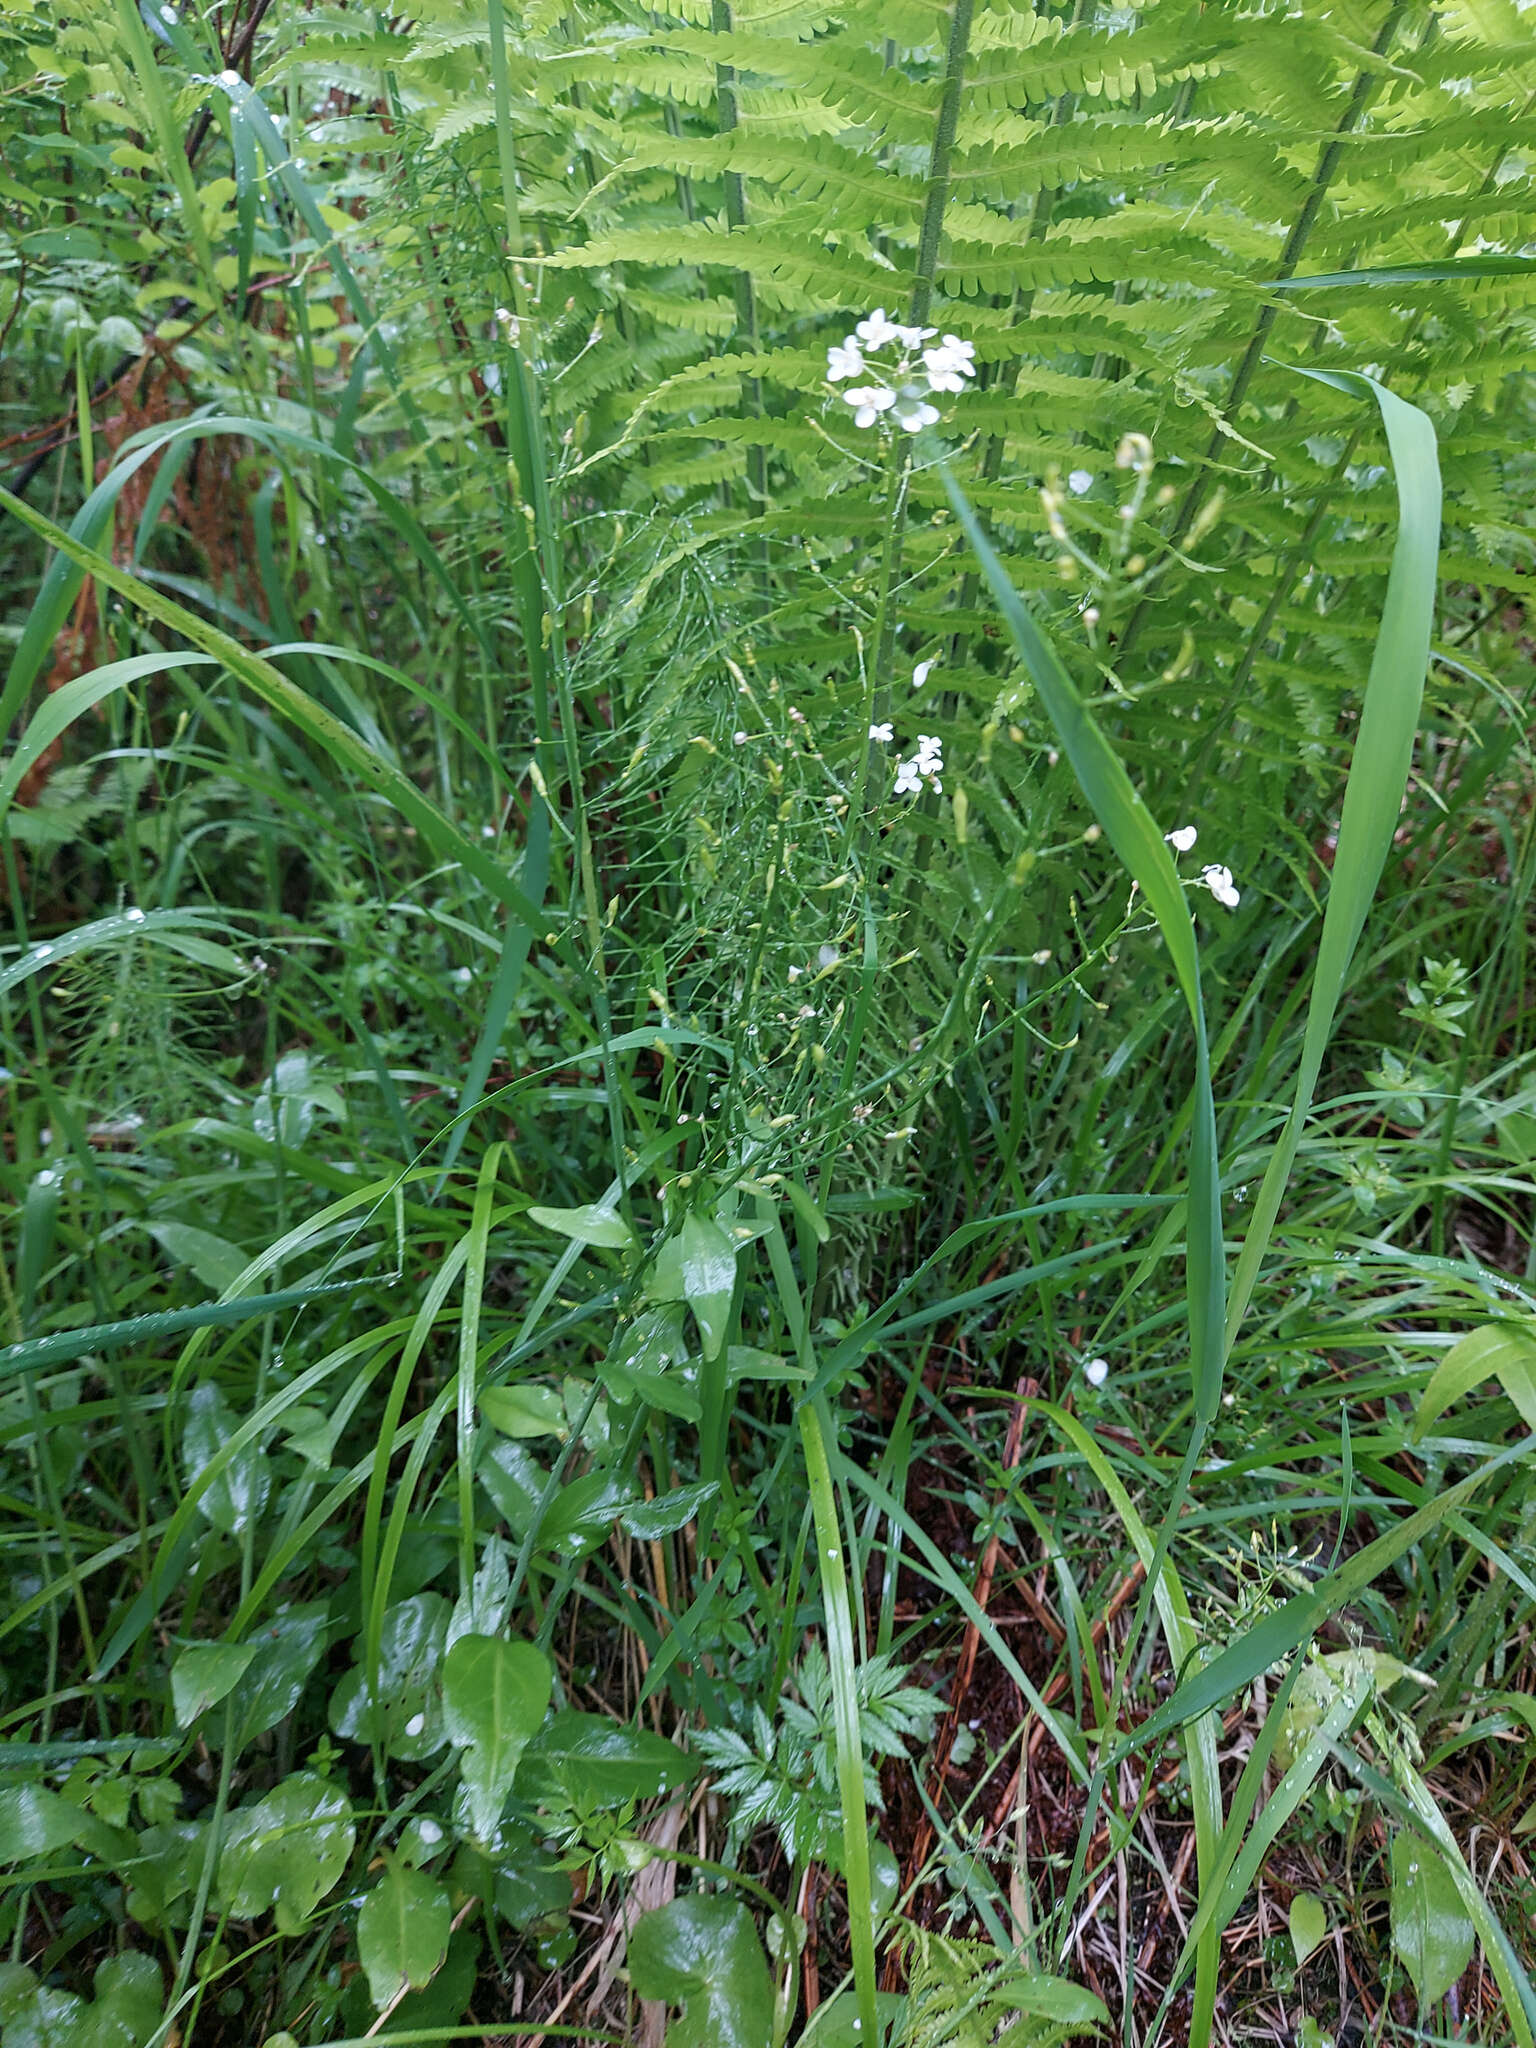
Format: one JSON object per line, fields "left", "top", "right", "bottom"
{"left": 844, "top": 384, "right": 895, "bottom": 429}
{"left": 868, "top": 721, "right": 894, "bottom": 742}
{"left": 1068, "top": 469, "right": 1093, "bottom": 495}
{"left": 895, "top": 322, "right": 938, "bottom": 349}
{"left": 915, "top": 734, "right": 943, "bottom": 774}
{"left": 894, "top": 757, "right": 924, "bottom": 797}
{"left": 855, "top": 308, "right": 903, "bottom": 348}
{"left": 817, "top": 943, "right": 840, "bottom": 968}
{"left": 494, "top": 306, "right": 519, "bottom": 343}
{"left": 733, "top": 730, "right": 748, "bottom": 744}
{"left": 894, "top": 396, "right": 940, "bottom": 432}
{"left": 1199, "top": 863, "right": 1240, "bottom": 909}
{"left": 922, "top": 337, "right": 975, "bottom": 393}
{"left": 1084, "top": 1356, "right": 1109, "bottom": 1388}
{"left": 826, "top": 338, "right": 864, "bottom": 382}
{"left": 788, "top": 705, "right": 806, "bottom": 723}
{"left": 912, "top": 659, "right": 938, "bottom": 691}
{"left": 1165, "top": 825, "right": 1198, "bottom": 854}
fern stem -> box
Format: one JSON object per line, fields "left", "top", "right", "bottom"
{"left": 713, "top": 0, "right": 769, "bottom": 524}
{"left": 909, "top": 0, "right": 974, "bottom": 328}
{"left": 1116, "top": 0, "right": 1409, "bottom": 664}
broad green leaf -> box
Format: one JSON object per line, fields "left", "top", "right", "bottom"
{"left": 1413, "top": 1322, "right": 1536, "bottom": 1440}
{"left": 601, "top": 1307, "right": 700, "bottom": 1420}
{"left": 217, "top": 1772, "right": 355, "bottom": 1933}
{"left": 622, "top": 1481, "right": 719, "bottom": 1540}
{"left": 180, "top": 1382, "right": 269, "bottom": 1536}
{"left": 328, "top": 1594, "right": 450, "bottom": 1760}
{"left": 440, "top": 1635, "right": 552, "bottom": 1841}
{"left": 1290, "top": 1891, "right": 1328, "bottom": 1968}
{"left": 0, "top": 1786, "right": 85, "bottom": 1863}
{"left": 1391, "top": 1831, "right": 1474, "bottom": 2005}
{"left": 358, "top": 1864, "right": 452, "bottom": 2007}
{"left": 526, "top": 1201, "right": 634, "bottom": 1248}
{"left": 517, "top": 1710, "right": 695, "bottom": 1806}
{"left": 800, "top": 1991, "right": 908, "bottom": 2045}
{"left": 649, "top": 1213, "right": 738, "bottom": 1361}
{"left": 447, "top": 1536, "right": 512, "bottom": 1650}
{"left": 493, "top": 1826, "right": 572, "bottom": 1933}
{"left": 627, "top": 1893, "right": 774, "bottom": 2048}
{"left": 146, "top": 1222, "right": 249, "bottom": 1297}
{"left": 1274, "top": 1649, "right": 1409, "bottom": 1772}
{"left": 227, "top": 1603, "right": 329, "bottom": 1750}
{"left": 171, "top": 1641, "right": 257, "bottom": 1729}
{"left": 0, "top": 1952, "right": 163, "bottom": 2048}
{"left": 539, "top": 1468, "right": 638, "bottom": 1556}
{"left": 479, "top": 1383, "right": 568, "bottom": 1439}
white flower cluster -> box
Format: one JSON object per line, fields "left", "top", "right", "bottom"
{"left": 1165, "top": 825, "right": 1240, "bottom": 910}
{"left": 827, "top": 309, "right": 976, "bottom": 434}
{"left": 891, "top": 733, "right": 943, "bottom": 797}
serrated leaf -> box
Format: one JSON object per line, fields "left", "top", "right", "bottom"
{"left": 440, "top": 1635, "right": 552, "bottom": 1841}
{"left": 628, "top": 1893, "right": 774, "bottom": 2048}
{"left": 171, "top": 1641, "right": 257, "bottom": 1728}
{"left": 358, "top": 1864, "right": 452, "bottom": 2007}
{"left": 622, "top": 1480, "right": 719, "bottom": 1539}
{"left": 1289, "top": 1890, "right": 1328, "bottom": 1967}
{"left": 1390, "top": 1831, "right": 1475, "bottom": 2005}
{"left": 527, "top": 1200, "right": 634, "bottom": 1248}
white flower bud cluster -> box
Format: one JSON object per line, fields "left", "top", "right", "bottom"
{"left": 826, "top": 309, "right": 976, "bottom": 434}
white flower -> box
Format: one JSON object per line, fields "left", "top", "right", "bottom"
{"left": 1031, "top": 948, "right": 1053, "bottom": 964}
{"left": 1165, "top": 825, "right": 1198, "bottom": 854}
{"left": 855, "top": 308, "right": 903, "bottom": 348}
{"left": 1068, "top": 468, "right": 1093, "bottom": 495}
{"left": 1199, "top": 863, "right": 1240, "bottom": 909}
{"left": 915, "top": 734, "right": 943, "bottom": 774}
{"left": 733, "top": 730, "right": 748, "bottom": 744}
{"left": 895, "top": 322, "right": 938, "bottom": 349}
{"left": 912, "top": 658, "right": 937, "bottom": 690}
{"left": 922, "top": 335, "right": 976, "bottom": 392}
{"left": 844, "top": 384, "right": 895, "bottom": 429}
{"left": 869, "top": 721, "right": 893, "bottom": 742}
{"left": 1084, "top": 1356, "right": 1109, "bottom": 1388}
{"left": 826, "top": 337, "right": 864, "bottom": 382}
{"left": 894, "top": 757, "right": 924, "bottom": 797}
{"left": 817, "top": 943, "right": 840, "bottom": 968}
{"left": 894, "top": 395, "right": 940, "bottom": 432}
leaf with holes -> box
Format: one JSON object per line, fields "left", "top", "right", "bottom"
{"left": 217, "top": 1773, "right": 355, "bottom": 1934}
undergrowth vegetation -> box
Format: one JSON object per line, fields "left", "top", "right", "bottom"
{"left": 2, "top": 0, "right": 1536, "bottom": 2042}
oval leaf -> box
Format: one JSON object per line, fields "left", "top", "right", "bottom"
{"left": 1289, "top": 1890, "right": 1328, "bottom": 1968}
{"left": 1391, "top": 1830, "right": 1475, "bottom": 2005}
{"left": 171, "top": 1642, "right": 257, "bottom": 1729}
{"left": 358, "top": 1864, "right": 452, "bottom": 2008}
{"left": 628, "top": 1893, "right": 774, "bottom": 2048}
{"left": 527, "top": 1201, "right": 633, "bottom": 1249}
{"left": 441, "top": 1635, "right": 552, "bottom": 1842}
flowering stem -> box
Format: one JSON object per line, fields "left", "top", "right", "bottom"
{"left": 848, "top": 438, "right": 910, "bottom": 841}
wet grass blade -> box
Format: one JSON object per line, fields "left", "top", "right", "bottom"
{"left": 1224, "top": 372, "right": 1440, "bottom": 1352}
